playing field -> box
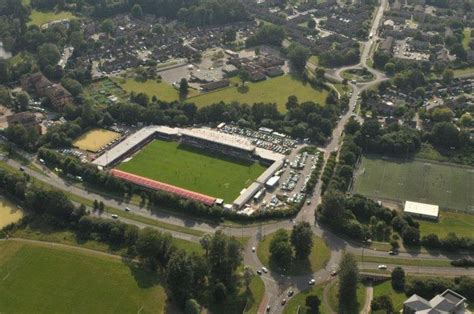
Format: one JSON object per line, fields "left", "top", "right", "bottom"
{"left": 0, "top": 241, "right": 166, "bottom": 313}
{"left": 117, "top": 139, "right": 267, "bottom": 203}
{"left": 28, "top": 10, "right": 76, "bottom": 27}
{"left": 188, "top": 75, "right": 329, "bottom": 112}
{"left": 73, "top": 129, "right": 121, "bottom": 152}
{"left": 0, "top": 197, "right": 23, "bottom": 229}
{"left": 353, "top": 156, "right": 474, "bottom": 212}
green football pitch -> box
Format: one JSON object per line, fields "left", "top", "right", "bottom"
{"left": 117, "top": 139, "right": 267, "bottom": 203}
{"left": 353, "top": 156, "right": 474, "bottom": 212}
{"left": 0, "top": 241, "right": 166, "bottom": 313}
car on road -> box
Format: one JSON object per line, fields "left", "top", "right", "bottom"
{"left": 281, "top": 299, "right": 286, "bottom": 305}
{"left": 111, "top": 214, "right": 118, "bottom": 219}
{"left": 257, "top": 270, "right": 262, "bottom": 275}
{"left": 388, "top": 250, "right": 398, "bottom": 255}
{"left": 378, "top": 264, "right": 387, "bottom": 270}
{"left": 308, "top": 279, "right": 316, "bottom": 285}
{"left": 330, "top": 270, "right": 338, "bottom": 276}
{"left": 266, "top": 305, "right": 271, "bottom": 312}
{"left": 262, "top": 267, "right": 268, "bottom": 273}
{"left": 287, "top": 290, "right": 294, "bottom": 297}
{"left": 252, "top": 246, "right": 256, "bottom": 252}
{"left": 19, "top": 166, "right": 25, "bottom": 172}
{"left": 124, "top": 207, "right": 131, "bottom": 212}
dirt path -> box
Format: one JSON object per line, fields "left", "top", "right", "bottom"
{"left": 361, "top": 284, "right": 373, "bottom": 314}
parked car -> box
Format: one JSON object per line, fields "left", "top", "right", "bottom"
{"left": 281, "top": 299, "right": 286, "bottom": 305}
{"left": 388, "top": 250, "right": 398, "bottom": 255}
{"left": 308, "top": 279, "right": 316, "bottom": 285}
{"left": 252, "top": 246, "right": 256, "bottom": 252}
{"left": 330, "top": 270, "right": 338, "bottom": 277}
{"left": 124, "top": 207, "right": 130, "bottom": 212}
{"left": 378, "top": 264, "right": 387, "bottom": 270}
{"left": 111, "top": 214, "right": 118, "bottom": 219}
{"left": 287, "top": 290, "right": 294, "bottom": 297}
{"left": 262, "top": 267, "right": 268, "bottom": 273}
{"left": 257, "top": 270, "right": 262, "bottom": 275}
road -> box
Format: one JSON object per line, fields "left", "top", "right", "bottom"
{"left": 4, "top": 0, "right": 473, "bottom": 312}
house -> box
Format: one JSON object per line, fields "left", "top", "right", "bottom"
{"left": 21, "top": 73, "right": 52, "bottom": 97}
{"left": 6, "top": 112, "right": 41, "bottom": 134}
{"left": 403, "top": 289, "right": 469, "bottom": 313}
{"left": 44, "top": 84, "right": 73, "bottom": 111}
{"left": 380, "top": 36, "right": 394, "bottom": 54}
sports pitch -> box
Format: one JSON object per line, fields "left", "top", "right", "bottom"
{"left": 117, "top": 139, "right": 267, "bottom": 203}
{"left": 73, "top": 129, "right": 121, "bottom": 152}
{"left": 0, "top": 241, "right": 166, "bottom": 313}
{"left": 353, "top": 156, "right": 474, "bottom": 212}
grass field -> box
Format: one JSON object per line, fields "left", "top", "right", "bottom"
{"left": 417, "top": 210, "right": 474, "bottom": 238}
{"left": 283, "top": 283, "right": 332, "bottom": 314}
{"left": 257, "top": 233, "right": 331, "bottom": 275}
{"left": 353, "top": 156, "right": 474, "bottom": 212}
{"left": 244, "top": 275, "right": 265, "bottom": 313}
{"left": 117, "top": 139, "right": 267, "bottom": 203}
{"left": 373, "top": 280, "right": 406, "bottom": 312}
{"left": 73, "top": 129, "right": 121, "bottom": 152}
{"left": 0, "top": 196, "right": 23, "bottom": 229}
{"left": 188, "top": 75, "right": 329, "bottom": 112}
{"left": 0, "top": 241, "right": 167, "bottom": 313}
{"left": 463, "top": 28, "right": 472, "bottom": 49}
{"left": 28, "top": 10, "right": 76, "bottom": 27}
{"left": 112, "top": 77, "right": 191, "bottom": 103}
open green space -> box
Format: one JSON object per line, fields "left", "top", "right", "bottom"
{"left": 283, "top": 283, "right": 332, "bottom": 314}
{"left": 28, "top": 10, "right": 76, "bottom": 27}
{"left": 327, "top": 281, "right": 367, "bottom": 313}
{"left": 373, "top": 280, "right": 406, "bottom": 312}
{"left": 0, "top": 241, "right": 167, "bottom": 313}
{"left": 118, "top": 139, "right": 267, "bottom": 203}
{"left": 112, "top": 77, "right": 189, "bottom": 103}
{"left": 86, "top": 78, "right": 128, "bottom": 107}
{"left": 417, "top": 210, "right": 474, "bottom": 238}
{"left": 463, "top": 28, "right": 472, "bottom": 49}
{"left": 257, "top": 232, "right": 331, "bottom": 275}
{"left": 188, "top": 75, "right": 329, "bottom": 112}
{"left": 353, "top": 156, "right": 474, "bottom": 212}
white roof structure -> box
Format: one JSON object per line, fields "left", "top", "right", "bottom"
{"left": 181, "top": 128, "right": 255, "bottom": 152}
{"left": 404, "top": 201, "right": 439, "bottom": 219}
{"left": 233, "top": 182, "right": 263, "bottom": 209}
{"left": 256, "top": 158, "right": 284, "bottom": 184}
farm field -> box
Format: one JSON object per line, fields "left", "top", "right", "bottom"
{"left": 257, "top": 233, "right": 331, "bottom": 275}
{"left": 73, "top": 129, "right": 121, "bottom": 152}
{"left": 353, "top": 156, "right": 474, "bottom": 212}
{"left": 28, "top": 10, "right": 76, "bottom": 27}
{"left": 0, "top": 241, "right": 167, "bottom": 313}
{"left": 117, "top": 139, "right": 267, "bottom": 203}
{"left": 188, "top": 75, "right": 329, "bottom": 112}
{"left": 0, "top": 196, "right": 23, "bottom": 229}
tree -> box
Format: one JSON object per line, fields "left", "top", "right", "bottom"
{"left": 269, "top": 229, "right": 293, "bottom": 271}
{"left": 460, "top": 112, "right": 472, "bottom": 127}
{"left": 167, "top": 251, "right": 194, "bottom": 307}
{"left": 101, "top": 19, "right": 115, "bottom": 36}
{"left": 200, "top": 233, "right": 212, "bottom": 257}
{"left": 287, "top": 43, "right": 310, "bottom": 73}
{"left": 131, "top": 4, "right": 143, "bottom": 18}
{"left": 431, "top": 107, "right": 453, "bottom": 122}
{"left": 238, "top": 69, "right": 250, "bottom": 86}
{"left": 391, "top": 266, "right": 405, "bottom": 291}
{"left": 16, "top": 92, "right": 29, "bottom": 111}
{"left": 223, "top": 29, "right": 236, "bottom": 43}
{"left": 286, "top": 95, "right": 298, "bottom": 111}
{"left": 291, "top": 222, "right": 313, "bottom": 260}
{"left": 371, "top": 295, "right": 393, "bottom": 312}
{"left": 213, "top": 282, "right": 227, "bottom": 302}
{"left": 0, "top": 59, "right": 11, "bottom": 83}
{"left": 243, "top": 266, "right": 254, "bottom": 291}
{"left": 208, "top": 231, "right": 242, "bottom": 290}
{"left": 307, "top": 19, "right": 316, "bottom": 29}
{"left": 338, "top": 253, "right": 359, "bottom": 313}
{"left": 185, "top": 299, "right": 200, "bottom": 314}
{"left": 38, "top": 43, "right": 60, "bottom": 68}
{"left": 319, "top": 190, "right": 346, "bottom": 223}
{"left": 401, "top": 226, "right": 420, "bottom": 246}
{"left": 345, "top": 117, "right": 361, "bottom": 135}
{"left": 305, "top": 295, "right": 320, "bottom": 313}
{"left": 442, "top": 69, "right": 454, "bottom": 84}
{"left": 179, "top": 78, "right": 189, "bottom": 96}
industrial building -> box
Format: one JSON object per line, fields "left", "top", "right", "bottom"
{"left": 403, "top": 200, "right": 439, "bottom": 220}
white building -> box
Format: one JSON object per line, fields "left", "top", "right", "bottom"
{"left": 403, "top": 201, "right": 439, "bottom": 220}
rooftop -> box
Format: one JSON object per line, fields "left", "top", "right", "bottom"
{"left": 404, "top": 200, "right": 439, "bottom": 218}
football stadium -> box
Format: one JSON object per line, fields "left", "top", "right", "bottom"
{"left": 93, "top": 126, "right": 286, "bottom": 208}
